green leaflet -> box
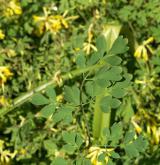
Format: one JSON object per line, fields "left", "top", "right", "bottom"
{"left": 124, "top": 135, "right": 148, "bottom": 158}
{"left": 87, "top": 52, "right": 100, "bottom": 66}
{"left": 95, "top": 66, "right": 123, "bottom": 81}
{"left": 100, "top": 95, "right": 112, "bottom": 113}
{"left": 110, "top": 151, "right": 120, "bottom": 159}
{"left": 124, "top": 131, "right": 135, "bottom": 144}
{"left": 44, "top": 139, "right": 57, "bottom": 156}
{"left": 62, "top": 132, "right": 83, "bottom": 154}
{"left": 96, "top": 35, "right": 107, "bottom": 57}
{"left": 53, "top": 105, "right": 74, "bottom": 124}
{"left": 105, "top": 55, "right": 122, "bottom": 66}
{"left": 76, "top": 51, "right": 86, "bottom": 68}
{"left": 111, "top": 87, "right": 126, "bottom": 98}
{"left": 31, "top": 93, "right": 49, "bottom": 105}
{"left": 75, "top": 158, "right": 92, "bottom": 165}
{"left": 102, "top": 122, "right": 123, "bottom": 145}
{"left": 109, "top": 36, "right": 129, "bottom": 55}
{"left": 62, "top": 132, "right": 77, "bottom": 144}
{"left": 117, "top": 97, "right": 134, "bottom": 123}
{"left": 98, "top": 152, "right": 106, "bottom": 162}
{"left": 64, "top": 85, "right": 80, "bottom": 105}
{"left": 40, "top": 103, "right": 56, "bottom": 118}
{"left": 51, "top": 157, "right": 68, "bottom": 165}
{"left": 30, "top": 86, "right": 57, "bottom": 118}
{"left": 110, "top": 122, "right": 123, "bottom": 145}
{"left": 46, "top": 85, "right": 56, "bottom": 100}
{"left": 110, "top": 98, "right": 121, "bottom": 108}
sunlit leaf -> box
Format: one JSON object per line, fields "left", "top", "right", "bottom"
{"left": 31, "top": 93, "right": 49, "bottom": 105}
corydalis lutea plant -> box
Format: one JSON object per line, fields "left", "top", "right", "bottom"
{"left": 0, "top": 35, "right": 147, "bottom": 164}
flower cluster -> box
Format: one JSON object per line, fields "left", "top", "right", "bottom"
{"left": 86, "top": 146, "right": 114, "bottom": 165}
{"left": 33, "top": 7, "right": 78, "bottom": 36}
{"left": 132, "top": 109, "right": 160, "bottom": 145}
{"left": 134, "top": 37, "right": 154, "bottom": 61}
{"left": 0, "top": 139, "right": 17, "bottom": 164}
{"left": 83, "top": 23, "right": 97, "bottom": 55}
{"left": 2, "top": 0, "right": 22, "bottom": 17}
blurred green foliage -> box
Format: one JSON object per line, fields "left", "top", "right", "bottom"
{"left": 0, "top": 0, "right": 160, "bottom": 165}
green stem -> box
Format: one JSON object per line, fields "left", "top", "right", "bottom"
{"left": 0, "top": 62, "right": 105, "bottom": 117}
{"left": 93, "top": 90, "right": 111, "bottom": 145}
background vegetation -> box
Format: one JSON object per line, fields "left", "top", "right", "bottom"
{"left": 0, "top": 0, "right": 160, "bottom": 164}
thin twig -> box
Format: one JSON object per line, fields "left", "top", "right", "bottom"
{"left": 79, "top": 72, "right": 91, "bottom": 147}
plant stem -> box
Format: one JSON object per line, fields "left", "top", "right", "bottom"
{"left": 79, "top": 72, "right": 91, "bottom": 147}
{"left": 0, "top": 62, "right": 105, "bottom": 117}
{"left": 93, "top": 90, "right": 111, "bottom": 145}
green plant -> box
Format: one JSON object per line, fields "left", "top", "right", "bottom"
{"left": 0, "top": 34, "right": 148, "bottom": 164}
{"left": 0, "top": 0, "right": 159, "bottom": 164}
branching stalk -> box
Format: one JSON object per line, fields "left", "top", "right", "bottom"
{"left": 0, "top": 62, "right": 105, "bottom": 117}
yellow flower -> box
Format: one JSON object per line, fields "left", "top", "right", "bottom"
{"left": 56, "top": 94, "right": 63, "bottom": 102}
{"left": 134, "top": 37, "right": 154, "bottom": 61}
{"left": 1, "top": 48, "right": 17, "bottom": 57}
{"left": 5, "top": 49, "right": 16, "bottom": 57}
{"left": 0, "top": 96, "right": 8, "bottom": 107}
{"left": 0, "top": 30, "right": 5, "bottom": 40}
{"left": 150, "top": 125, "right": 160, "bottom": 145}
{"left": 133, "top": 110, "right": 160, "bottom": 144}
{"left": 33, "top": 7, "right": 77, "bottom": 35}
{"left": 131, "top": 119, "right": 142, "bottom": 134}
{"left": 19, "top": 148, "right": 27, "bottom": 155}
{"left": 143, "top": 37, "right": 154, "bottom": 45}
{"left": 83, "top": 24, "right": 97, "bottom": 55}
{"left": 3, "top": 0, "right": 22, "bottom": 17}
{"left": 83, "top": 42, "right": 98, "bottom": 55}
{"left": 0, "top": 67, "right": 13, "bottom": 90}
{"left": 86, "top": 146, "right": 114, "bottom": 165}
{"left": 0, "top": 139, "right": 17, "bottom": 165}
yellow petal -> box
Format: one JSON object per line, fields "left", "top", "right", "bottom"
{"left": 143, "top": 37, "right": 154, "bottom": 45}
{"left": 61, "top": 19, "right": 69, "bottom": 28}
{"left": 5, "top": 0, "right": 22, "bottom": 16}
{"left": 0, "top": 29, "right": 5, "bottom": 40}
{"left": 0, "top": 96, "right": 8, "bottom": 106}
{"left": 134, "top": 46, "right": 143, "bottom": 58}
{"left": 132, "top": 120, "right": 142, "bottom": 134}
{"left": 151, "top": 125, "right": 159, "bottom": 144}
{"left": 142, "top": 47, "right": 148, "bottom": 61}
{"left": 33, "top": 15, "right": 44, "bottom": 22}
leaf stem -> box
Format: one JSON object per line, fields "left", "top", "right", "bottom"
{"left": 79, "top": 72, "right": 91, "bottom": 147}
{"left": 0, "top": 62, "right": 105, "bottom": 117}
